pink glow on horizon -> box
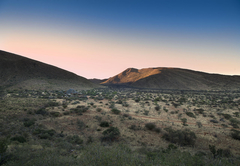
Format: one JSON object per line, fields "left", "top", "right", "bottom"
{"left": 1, "top": 27, "right": 240, "bottom": 78}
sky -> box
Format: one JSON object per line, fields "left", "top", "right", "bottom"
{"left": 0, "top": 0, "right": 240, "bottom": 79}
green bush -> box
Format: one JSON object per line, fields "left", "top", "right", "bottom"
{"left": 96, "top": 108, "right": 102, "bottom": 112}
{"left": 231, "top": 129, "right": 240, "bottom": 140}
{"left": 45, "top": 101, "right": 59, "bottom": 107}
{"left": 33, "top": 129, "right": 56, "bottom": 140}
{"left": 222, "top": 114, "right": 232, "bottom": 120}
{"left": 145, "top": 123, "right": 156, "bottom": 130}
{"left": 0, "top": 138, "right": 7, "bottom": 154}
{"left": 66, "top": 135, "right": 83, "bottom": 144}
{"left": 100, "top": 121, "right": 110, "bottom": 127}
{"left": 35, "top": 108, "right": 48, "bottom": 116}
{"left": 163, "top": 127, "right": 196, "bottom": 146}
{"left": 181, "top": 118, "right": 188, "bottom": 126}
{"left": 10, "top": 136, "right": 26, "bottom": 143}
{"left": 155, "top": 105, "right": 160, "bottom": 111}
{"left": 77, "top": 119, "right": 86, "bottom": 130}
{"left": 50, "top": 111, "right": 61, "bottom": 117}
{"left": 102, "top": 127, "right": 120, "bottom": 141}
{"left": 111, "top": 108, "right": 121, "bottom": 115}
{"left": 186, "top": 112, "right": 196, "bottom": 118}
{"left": 23, "top": 118, "right": 36, "bottom": 127}
{"left": 196, "top": 108, "right": 204, "bottom": 114}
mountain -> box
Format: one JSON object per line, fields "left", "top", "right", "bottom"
{"left": 89, "top": 78, "right": 108, "bottom": 84}
{"left": 0, "top": 50, "right": 100, "bottom": 90}
{"left": 101, "top": 67, "right": 240, "bottom": 90}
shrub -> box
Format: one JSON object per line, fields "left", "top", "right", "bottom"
{"left": 233, "top": 112, "right": 240, "bottom": 117}
{"left": 143, "top": 110, "right": 149, "bottom": 116}
{"left": 50, "top": 111, "right": 61, "bottom": 117}
{"left": 63, "top": 111, "right": 70, "bottom": 115}
{"left": 35, "top": 108, "right": 48, "bottom": 116}
{"left": 231, "top": 129, "right": 240, "bottom": 140}
{"left": 154, "top": 127, "right": 161, "bottom": 133}
{"left": 45, "top": 101, "right": 59, "bottom": 107}
{"left": 181, "top": 118, "right": 188, "bottom": 126}
{"left": 100, "top": 121, "right": 109, "bottom": 127}
{"left": 116, "top": 100, "right": 123, "bottom": 104}
{"left": 66, "top": 135, "right": 83, "bottom": 144}
{"left": 77, "top": 119, "right": 86, "bottom": 130}
{"left": 129, "top": 124, "right": 139, "bottom": 130}
{"left": 210, "top": 119, "right": 218, "bottom": 123}
{"left": 33, "top": 129, "right": 56, "bottom": 140}
{"left": 135, "top": 98, "right": 140, "bottom": 102}
{"left": 196, "top": 121, "right": 202, "bottom": 128}
{"left": 145, "top": 123, "right": 156, "bottom": 130}
{"left": 23, "top": 118, "right": 36, "bottom": 127}
{"left": 222, "top": 114, "right": 232, "bottom": 120}
{"left": 102, "top": 127, "right": 120, "bottom": 141}
{"left": 155, "top": 105, "right": 160, "bottom": 111}
{"left": 163, "top": 127, "right": 196, "bottom": 146}
{"left": 111, "top": 108, "right": 121, "bottom": 115}
{"left": 71, "top": 105, "right": 89, "bottom": 114}
{"left": 196, "top": 109, "right": 204, "bottom": 114}
{"left": 96, "top": 108, "right": 102, "bottom": 112}
{"left": 0, "top": 138, "right": 7, "bottom": 154}
{"left": 10, "top": 136, "right": 26, "bottom": 143}
{"left": 186, "top": 112, "right": 196, "bottom": 118}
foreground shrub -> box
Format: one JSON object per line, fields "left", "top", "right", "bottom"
{"left": 100, "top": 121, "right": 110, "bottom": 127}
{"left": 10, "top": 136, "right": 26, "bottom": 143}
{"left": 163, "top": 127, "right": 196, "bottom": 146}
{"left": 222, "top": 114, "right": 232, "bottom": 120}
{"left": 102, "top": 127, "right": 120, "bottom": 142}
{"left": 23, "top": 118, "right": 36, "bottom": 127}
{"left": 33, "top": 129, "right": 56, "bottom": 140}
{"left": 66, "top": 135, "right": 83, "bottom": 144}
{"left": 145, "top": 123, "right": 156, "bottom": 130}
{"left": 231, "top": 129, "right": 240, "bottom": 140}
{"left": 186, "top": 112, "right": 196, "bottom": 118}
{"left": 111, "top": 108, "right": 121, "bottom": 115}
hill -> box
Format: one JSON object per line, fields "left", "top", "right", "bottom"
{"left": 101, "top": 67, "right": 240, "bottom": 90}
{"left": 0, "top": 50, "right": 100, "bottom": 90}
{"left": 89, "top": 78, "right": 108, "bottom": 84}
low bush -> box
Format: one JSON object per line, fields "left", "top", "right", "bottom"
{"left": 35, "top": 108, "right": 48, "bottom": 116}
{"left": 155, "top": 105, "right": 160, "bottom": 111}
{"left": 196, "top": 108, "right": 204, "bottom": 114}
{"left": 100, "top": 121, "right": 109, "bottom": 127}
{"left": 77, "top": 119, "right": 86, "bottom": 130}
{"left": 163, "top": 127, "right": 196, "bottom": 146}
{"left": 23, "top": 118, "right": 36, "bottom": 127}
{"left": 102, "top": 127, "right": 120, "bottom": 141}
{"left": 10, "top": 136, "right": 26, "bottom": 143}
{"left": 33, "top": 128, "right": 56, "bottom": 140}
{"left": 222, "top": 114, "right": 232, "bottom": 120}
{"left": 210, "top": 119, "right": 218, "bottom": 123}
{"left": 186, "top": 112, "right": 196, "bottom": 118}
{"left": 111, "top": 108, "right": 121, "bottom": 115}
{"left": 50, "top": 111, "right": 61, "bottom": 117}
{"left": 231, "top": 129, "right": 240, "bottom": 140}
{"left": 96, "top": 108, "right": 102, "bottom": 112}
{"left": 66, "top": 135, "right": 83, "bottom": 144}
{"left": 145, "top": 123, "right": 156, "bottom": 130}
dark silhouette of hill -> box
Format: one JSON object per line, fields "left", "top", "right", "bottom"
{"left": 0, "top": 50, "right": 100, "bottom": 90}
{"left": 101, "top": 67, "right": 240, "bottom": 90}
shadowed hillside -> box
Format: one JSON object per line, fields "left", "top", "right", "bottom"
{"left": 0, "top": 50, "right": 100, "bottom": 90}
{"left": 101, "top": 67, "right": 240, "bottom": 90}
{"left": 89, "top": 78, "right": 108, "bottom": 84}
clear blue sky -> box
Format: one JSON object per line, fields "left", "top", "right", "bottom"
{"left": 0, "top": 0, "right": 240, "bottom": 78}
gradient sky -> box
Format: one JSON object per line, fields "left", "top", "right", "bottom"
{"left": 0, "top": 0, "right": 240, "bottom": 79}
